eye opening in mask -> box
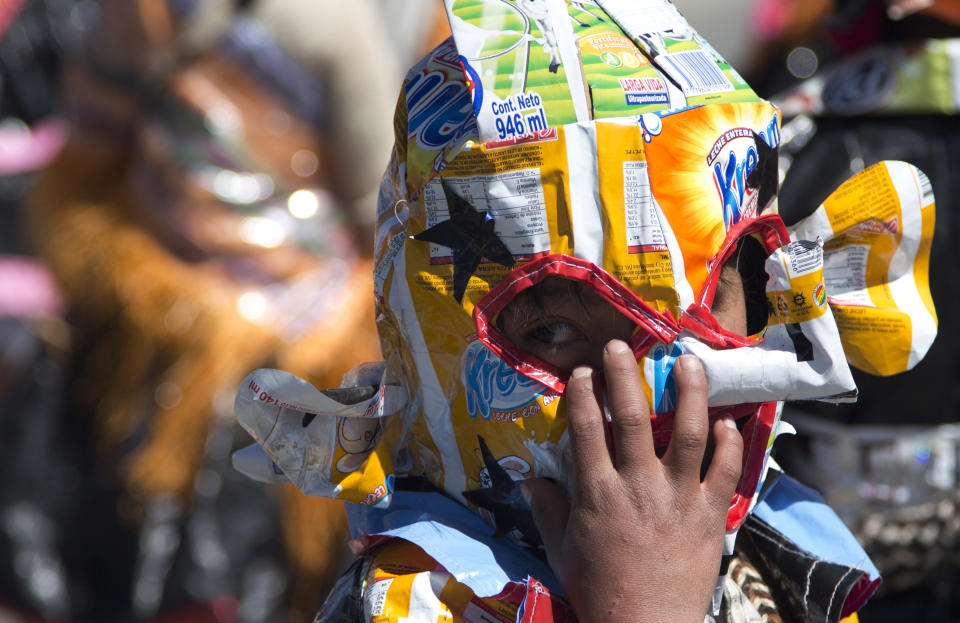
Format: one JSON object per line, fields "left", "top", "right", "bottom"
{"left": 714, "top": 235, "right": 771, "bottom": 337}
{"left": 474, "top": 254, "right": 683, "bottom": 394}
{"left": 495, "top": 276, "right": 640, "bottom": 375}
{"left": 690, "top": 214, "right": 788, "bottom": 348}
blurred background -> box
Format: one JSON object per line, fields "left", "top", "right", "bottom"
{"left": 0, "top": 1, "right": 445, "bottom": 621}
{"left": 0, "top": 0, "right": 958, "bottom": 621}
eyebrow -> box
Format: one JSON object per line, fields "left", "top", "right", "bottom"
{"left": 533, "top": 279, "right": 593, "bottom": 309}
{"left": 498, "top": 278, "right": 597, "bottom": 332}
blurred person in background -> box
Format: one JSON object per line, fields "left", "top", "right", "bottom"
{"left": 0, "top": 0, "right": 451, "bottom": 621}
{"left": 729, "top": 0, "right": 960, "bottom": 621}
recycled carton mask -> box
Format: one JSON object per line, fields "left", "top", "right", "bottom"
{"left": 234, "top": 0, "right": 937, "bottom": 539}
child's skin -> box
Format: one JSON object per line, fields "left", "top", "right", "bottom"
{"left": 511, "top": 265, "right": 749, "bottom": 623}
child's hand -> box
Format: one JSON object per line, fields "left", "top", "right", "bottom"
{"left": 518, "top": 339, "right": 743, "bottom": 623}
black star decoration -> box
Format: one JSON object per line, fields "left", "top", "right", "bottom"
{"left": 746, "top": 131, "right": 779, "bottom": 212}
{"left": 462, "top": 435, "right": 542, "bottom": 546}
{"left": 412, "top": 179, "right": 515, "bottom": 303}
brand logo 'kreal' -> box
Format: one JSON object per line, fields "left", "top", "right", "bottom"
{"left": 709, "top": 115, "right": 779, "bottom": 229}
{"left": 462, "top": 341, "right": 544, "bottom": 421}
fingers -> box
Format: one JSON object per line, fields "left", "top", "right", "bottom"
{"left": 702, "top": 416, "right": 743, "bottom": 509}
{"left": 519, "top": 478, "right": 571, "bottom": 572}
{"left": 602, "top": 340, "right": 654, "bottom": 473}
{"left": 661, "top": 355, "right": 709, "bottom": 481}
{"left": 565, "top": 366, "right": 614, "bottom": 489}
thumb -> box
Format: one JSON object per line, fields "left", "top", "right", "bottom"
{"left": 518, "top": 478, "right": 570, "bottom": 558}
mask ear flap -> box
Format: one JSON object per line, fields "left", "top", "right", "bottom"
{"left": 787, "top": 161, "right": 937, "bottom": 376}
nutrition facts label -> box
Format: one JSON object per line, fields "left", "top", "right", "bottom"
{"left": 422, "top": 170, "right": 550, "bottom": 262}
{"left": 823, "top": 244, "right": 873, "bottom": 306}
{"left": 364, "top": 577, "right": 393, "bottom": 617}
{"left": 623, "top": 161, "right": 668, "bottom": 253}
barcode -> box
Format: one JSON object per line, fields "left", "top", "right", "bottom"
{"left": 918, "top": 169, "right": 934, "bottom": 206}
{"left": 658, "top": 50, "right": 733, "bottom": 96}
{"left": 786, "top": 240, "right": 822, "bottom": 277}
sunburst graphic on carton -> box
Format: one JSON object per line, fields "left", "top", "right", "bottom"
{"left": 643, "top": 101, "right": 779, "bottom": 296}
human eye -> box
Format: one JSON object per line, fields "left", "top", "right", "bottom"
{"left": 527, "top": 321, "right": 585, "bottom": 346}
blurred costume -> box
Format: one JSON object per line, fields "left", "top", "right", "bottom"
{"left": 746, "top": 1, "right": 960, "bottom": 620}
{"left": 234, "top": 2, "right": 940, "bottom": 622}
{"left": 15, "top": 0, "right": 394, "bottom": 620}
